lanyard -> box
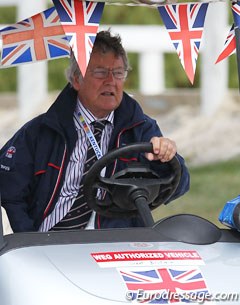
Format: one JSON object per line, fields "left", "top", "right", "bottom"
{"left": 78, "top": 113, "right": 103, "bottom": 160}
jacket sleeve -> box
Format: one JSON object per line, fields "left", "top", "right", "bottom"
{"left": 140, "top": 115, "right": 190, "bottom": 203}
{"left": 0, "top": 124, "right": 37, "bottom": 232}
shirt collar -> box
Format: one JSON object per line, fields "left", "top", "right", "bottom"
{"left": 75, "top": 98, "right": 114, "bottom": 127}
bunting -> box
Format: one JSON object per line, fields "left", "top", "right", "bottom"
{"left": 52, "top": 0, "right": 105, "bottom": 76}
{"left": 215, "top": 1, "right": 240, "bottom": 64}
{"left": 158, "top": 3, "right": 208, "bottom": 84}
{"left": 0, "top": 1, "right": 239, "bottom": 86}
{"left": 0, "top": 7, "right": 70, "bottom": 67}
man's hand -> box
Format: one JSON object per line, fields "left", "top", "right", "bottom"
{"left": 145, "top": 136, "right": 177, "bottom": 162}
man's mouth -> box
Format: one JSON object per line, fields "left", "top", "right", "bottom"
{"left": 101, "top": 92, "right": 114, "bottom": 96}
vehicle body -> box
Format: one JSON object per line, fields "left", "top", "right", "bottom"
{"left": 1, "top": 214, "right": 240, "bottom": 305}
{"left": 1, "top": 143, "right": 240, "bottom": 305}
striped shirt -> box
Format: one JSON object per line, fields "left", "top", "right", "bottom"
{"left": 39, "top": 99, "right": 114, "bottom": 232}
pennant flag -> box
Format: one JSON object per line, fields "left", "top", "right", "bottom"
{"left": 158, "top": 3, "right": 208, "bottom": 84}
{"left": 0, "top": 7, "right": 70, "bottom": 68}
{"left": 215, "top": 1, "right": 240, "bottom": 64}
{"left": 215, "top": 24, "right": 236, "bottom": 64}
{"left": 232, "top": 0, "right": 240, "bottom": 27}
{"left": 119, "top": 267, "right": 209, "bottom": 304}
{"left": 53, "top": 0, "right": 105, "bottom": 76}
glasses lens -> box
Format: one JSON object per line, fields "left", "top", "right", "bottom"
{"left": 112, "top": 68, "right": 127, "bottom": 79}
{"left": 92, "top": 68, "right": 108, "bottom": 79}
{"left": 91, "top": 68, "right": 127, "bottom": 79}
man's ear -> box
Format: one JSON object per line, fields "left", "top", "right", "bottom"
{"left": 72, "top": 74, "right": 81, "bottom": 91}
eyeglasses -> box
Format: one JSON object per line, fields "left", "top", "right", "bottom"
{"left": 90, "top": 67, "right": 128, "bottom": 80}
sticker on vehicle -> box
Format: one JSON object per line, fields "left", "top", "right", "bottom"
{"left": 119, "top": 266, "right": 210, "bottom": 304}
{"left": 91, "top": 250, "right": 204, "bottom": 268}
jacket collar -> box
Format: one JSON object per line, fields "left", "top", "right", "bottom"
{"left": 43, "top": 83, "right": 78, "bottom": 133}
{"left": 42, "top": 83, "right": 78, "bottom": 154}
{"left": 114, "top": 92, "right": 145, "bottom": 129}
{"left": 42, "top": 84, "right": 145, "bottom": 145}
{"left": 43, "top": 85, "right": 144, "bottom": 131}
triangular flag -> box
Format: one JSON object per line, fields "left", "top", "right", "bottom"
{"left": 215, "top": 24, "right": 236, "bottom": 64}
{"left": 215, "top": 1, "right": 240, "bottom": 64}
{"left": 53, "top": 0, "right": 105, "bottom": 76}
{"left": 232, "top": 1, "right": 240, "bottom": 27}
{"left": 158, "top": 3, "right": 208, "bottom": 84}
{"left": 0, "top": 7, "right": 70, "bottom": 68}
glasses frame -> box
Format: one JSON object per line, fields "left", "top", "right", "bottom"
{"left": 89, "top": 67, "right": 129, "bottom": 80}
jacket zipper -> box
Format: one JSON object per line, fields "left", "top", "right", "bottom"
{"left": 96, "top": 120, "right": 145, "bottom": 229}
{"left": 111, "top": 120, "right": 145, "bottom": 176}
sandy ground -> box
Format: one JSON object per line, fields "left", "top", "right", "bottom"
{"left": 0, "top": 91, "right": 239, "bottom": 167}
{"left": 156, "top": 94, "right": 240, "bottom": 166}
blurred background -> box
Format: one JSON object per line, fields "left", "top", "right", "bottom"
{"left": 0, "top": 0, "right": 240, "bottom": 227}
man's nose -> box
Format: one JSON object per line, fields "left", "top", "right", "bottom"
{"left": 105, "top": 70, "right": 115, "bottom": 81}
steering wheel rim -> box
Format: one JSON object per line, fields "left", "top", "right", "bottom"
{"left": 83, "top": 142, "right": 181, "bottom": 218}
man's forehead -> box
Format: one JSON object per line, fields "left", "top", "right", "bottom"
{"left": 88, "top": 51, "right": 124, "bottom": 66}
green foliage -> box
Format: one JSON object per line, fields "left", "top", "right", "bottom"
{"left": 48, "top": 58, "right": 69, "bottom": 91}
{"left": 229, "top": 55, "right": 239, "bottom": 88}
{"left": 0, "top": 6, "right": 16, "bottom": 24}
{"left": 153, "top": 157, "right": 240, "bottom": 227}
{"left": 0, "top": 7, "right": 17, "bottom": 92}
{"left": 0, "top": 67, "right": 17, "bottom": 91}
{"left": 101, "top": 5, "right": 162, "bottom": 25}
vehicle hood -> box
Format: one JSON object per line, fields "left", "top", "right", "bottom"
{"left": 1, "top": 240, "right": 240, "bottom": 305}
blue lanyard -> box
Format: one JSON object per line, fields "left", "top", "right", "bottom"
{"left": 78, "top": 112, "right": 103, "bottom": 160}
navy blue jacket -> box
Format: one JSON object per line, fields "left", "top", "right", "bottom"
{"left": 0, "top": 84, "right": 189, "bottom": 232}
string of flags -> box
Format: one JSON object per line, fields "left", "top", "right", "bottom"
{"left": 0, "top": 0, "right": 239, "bottom": 85}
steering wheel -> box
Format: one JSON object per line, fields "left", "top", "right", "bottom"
{"left": 83, "top": 142, "right": 181, "bottom": 221}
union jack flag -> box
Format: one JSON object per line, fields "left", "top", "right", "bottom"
{"left": 0, "top": 7, "right": 70, "bottom": 68}
{"left": 158, "top": 3, "right": 208, "bottom": 84}
{"left": 53, "top": 0, "right": 105, "bottom": 76}
{"left": 119, "top": 267, "right": 209, "bottom": 304}
{"left": 215, "top": 1, "right": 240, "bottom": 64}
{"left": 215, "top": 25, "right": 236, "bottom": 64}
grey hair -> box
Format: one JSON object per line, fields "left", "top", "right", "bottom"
{"left": 65, "top": 29, "right": 130, "bottom": 86}
{"left": 65, "top": 51, "right": 83, "bottom": 85}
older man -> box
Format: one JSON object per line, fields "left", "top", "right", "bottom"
{"left": 0, "top": 30, "right": 190, "bottom": 232}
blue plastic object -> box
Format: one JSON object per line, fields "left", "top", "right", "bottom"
{"left": 219, "top": 195, "right": 240, "bottom": 231}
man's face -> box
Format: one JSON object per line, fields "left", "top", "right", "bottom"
{"left": 73, "top": 51, "right": 126, "bottom": 119}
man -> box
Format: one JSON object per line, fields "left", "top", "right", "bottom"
{"left": 0, "top": 30, "right": 190, "bottom": 232}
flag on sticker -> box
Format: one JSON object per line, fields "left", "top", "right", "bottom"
{"left": 0, "top": 7, "right": 70, "bottom": 68}
{"left": 158, "top": 3, "right": 208, "bottom": 84}
{"left": 119, "top": 267, "right": 209, "bottom": 304}
{"left": 215, "top": 1, "right": 240, "bottom": 64}
{"left": 53, "top": 0, "right": 105, "bottom": 76}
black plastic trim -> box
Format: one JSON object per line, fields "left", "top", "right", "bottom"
{"left": 1, "top": 219, "right": 240, "bottom": 256}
